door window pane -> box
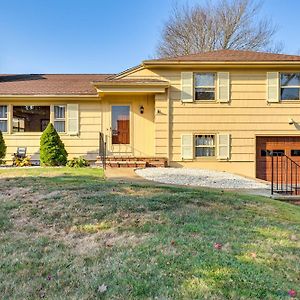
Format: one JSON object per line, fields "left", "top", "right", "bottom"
{"left": 112, "top": 106, "right": 130, "bottom": 144}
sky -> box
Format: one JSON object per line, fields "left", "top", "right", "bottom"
{"left": 0, "top": 0, "right": 300, "bottom": 74}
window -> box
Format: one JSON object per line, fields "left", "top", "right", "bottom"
{"left": 54, "top": 105, "right": 66, "bottom": 133}
{"left": 291, "top": 150, "right": 300, "bottom": 156}
{"left": 261, "top": 150, "right": 285, "bottom": 157}
{"left": 280, "top": 73, "right": 300, "bottom": 100}
{"left": 13, "top": 117, "right": 25, "bottom": 132}
{"left": 0, "top": 105, "right": 8, "bottom": 132}
{"left": 13, "top": 106, "right": 50, "bottom": 132}
{"left": 195, "top": 135, "right": 215, "bottom": 157}
{"left": 111, "top": 105, "right": 130, "bottom": 144}
{"left": 194, "top": 73, "right": 216, "bottom": 101}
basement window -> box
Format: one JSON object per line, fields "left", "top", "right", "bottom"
{"left": 13, "top": 106, "right": 50, "bottom": 132}
{"left": 280, "top": 73, "right": 300, "bottom": 100}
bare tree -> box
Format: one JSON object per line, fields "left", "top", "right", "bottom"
{"left": 156, "top": 0, "right": 282, "bottom": 57}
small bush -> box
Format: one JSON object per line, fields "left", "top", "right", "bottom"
{"left": 40, "top": 123, "right": 68, "bottom": 166}
{"left": 0, "top": 130, "right": 7, "bottom": 164}
{"left": 67, "top": 156, "right": 89, "bottom": 168}
{"left": 14, "top": 156, "right": 32, "bottom": 167}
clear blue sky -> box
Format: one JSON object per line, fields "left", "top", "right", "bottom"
{"left": 0, "top": 0, "right": 299, "bottom": 74}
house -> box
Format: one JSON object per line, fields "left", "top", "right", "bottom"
{"left": 1, "top": 49, "right": 300, "bottom": 181}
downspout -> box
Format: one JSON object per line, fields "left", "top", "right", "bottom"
{"left": 167, "top": 87, "right": 171, "bottom": 166}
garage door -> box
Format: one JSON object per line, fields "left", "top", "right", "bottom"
{"left": 256, "top": 136, "right": 300, "bottom": 181}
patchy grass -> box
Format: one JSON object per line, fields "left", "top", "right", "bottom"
{"left": 0, "top": 167, "right": 299, "bottom": 299}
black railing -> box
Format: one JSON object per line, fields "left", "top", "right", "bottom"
{"left": 99, "top": 132, "right": 107, "bottom": 169}
{"left": 271, "top": 152, "right": 300, "bottom": 195}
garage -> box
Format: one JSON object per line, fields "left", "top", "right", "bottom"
{"left": 256, "top": 136, "right": 300, "bottom": 182}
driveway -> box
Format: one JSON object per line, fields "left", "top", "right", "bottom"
{"left": 135, "top": 168, "right": 269, "bottom": 190}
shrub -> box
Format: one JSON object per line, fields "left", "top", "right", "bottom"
{"left": 14, "top": 156, "right": 32, "bottom": 167}
{"left": 0, "top": 130, "right": 6, "bottom": 165}
{"left": 40, "top": 123, "right": 68, "bottom": 166}
{"left": 67, "top": 156, "right": 89, "bottom": 168}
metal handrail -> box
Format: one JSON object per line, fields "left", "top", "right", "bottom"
{"left": 99, "top": 132, "right": 107, "bottom": 169}
{"left": 271, "top": 152, "right": 300, "bottom": 195}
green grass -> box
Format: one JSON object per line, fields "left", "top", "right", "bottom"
{"left": 0, "top": 167, "right": 299, "bottom": 299}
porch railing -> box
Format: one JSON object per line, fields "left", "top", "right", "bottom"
{"left": 271, "top": 152, "right": 300, "bottom": 195}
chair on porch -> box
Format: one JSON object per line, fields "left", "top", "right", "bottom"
{"left": 12, "top": 147, "right": 28, "bottom": 165}
{"left": 14, "top": 147, "right": 27, "bottom": 158}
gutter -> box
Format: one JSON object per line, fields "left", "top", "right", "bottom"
{"left": 0, "top": 95, "right": 98, "bottom": 98}
{"left": 142, "top": 61, "right": 300, "bottom": 67}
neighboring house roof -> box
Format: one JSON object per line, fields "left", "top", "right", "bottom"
{"left": 143, "top": 50, "right": 300, "bottom": 64}
{"left": 0, "top": 74, "right": 112, "bottom": 95}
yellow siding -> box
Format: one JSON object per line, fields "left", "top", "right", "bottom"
{"left": 122, "top": 67, "right": 300, "bottom": 178}
{"left": 3, "top": 66, "right": 300, "bottom": 179}
{"left": 3, "top": 99, "right": 102, "bottom": 162}
{"left": 1, "top": 96, "right": 155, "bottom": 162}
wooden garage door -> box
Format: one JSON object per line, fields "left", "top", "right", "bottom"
{"left": 256, "top": 136, "right": 300, "bottom": 181}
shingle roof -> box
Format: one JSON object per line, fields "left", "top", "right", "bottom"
{"left": 93, "top": 78, "right": 169, "bottom": 85}
{"left": 144, "top": 50, "right": 300, "bottom": 63}
{"left": 0, "top": 74, "right": 112, "bottom": 95}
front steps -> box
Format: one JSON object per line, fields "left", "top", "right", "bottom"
{"left": 95, "top": 156, "right": 167, "bottom": 168}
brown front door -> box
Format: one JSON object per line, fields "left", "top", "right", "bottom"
{"left": 256, "top": 136, "right": 300, "bottom": 181}
{"left": 112, "top": 105, "right": 130, "bottom": 144}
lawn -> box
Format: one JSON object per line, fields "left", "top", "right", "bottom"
{"left": 0, "top": 167, "right": 299, "bottom": 299}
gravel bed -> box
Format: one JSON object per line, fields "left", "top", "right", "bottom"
{"left": 135, "top": 168, "right": 269, "bottom": 189}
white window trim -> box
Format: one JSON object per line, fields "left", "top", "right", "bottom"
{"left": 54, "top": 105, "right": 66, "bottom": 133}
{"left": 194, "top": 72, "right": 216, "bottom": 101}
{"left": 280, "top": 72, "right": 300, "bottom": 101}
{"left": 0, "top": 105, "right": 9, "bottom": 133}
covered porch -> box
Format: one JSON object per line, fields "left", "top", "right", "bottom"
{"left": 93, "top": 78, "right": 170, "bottom": 167}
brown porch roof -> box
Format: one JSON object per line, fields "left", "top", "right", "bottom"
{"left": 0, "top": 74, "right": 112, "bottom": 95}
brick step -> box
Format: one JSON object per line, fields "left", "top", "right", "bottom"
{"left": 96, "top": 156, "right": 167, "bottom": 168}
{"left": 105, "top": 156, "right": 166, "bottom": 162}
{"left": 107, "top": 161, "right": 147, "bottom": 168}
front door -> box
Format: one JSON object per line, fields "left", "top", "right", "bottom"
{"left": 111, "top": 105, "right": 130, "bottom": 145}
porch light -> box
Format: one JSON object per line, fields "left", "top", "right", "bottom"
{"left": 288, "top": 118, "right": 294, "bottom": 125}
{"left": 139, "top": 105, "right": 144, "bottom": 114}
